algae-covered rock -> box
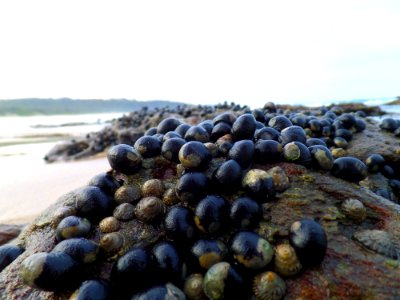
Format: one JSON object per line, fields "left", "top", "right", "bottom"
{"left": 1, "top": 104, "right": 400, "bottom": 299}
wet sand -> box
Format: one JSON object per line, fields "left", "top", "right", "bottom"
{"left": 0, "top": 144, "right": 109, "bottom": 224}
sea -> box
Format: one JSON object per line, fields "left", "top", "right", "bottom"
{"left": 0, "top": 112, "right": 125, "bottom": 159}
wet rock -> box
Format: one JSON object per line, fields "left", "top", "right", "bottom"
{"left": 0, "top": 224, "right": 24, "bottom": 246}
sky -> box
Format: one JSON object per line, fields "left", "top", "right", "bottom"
{"left": 0, "top": 0, "right": 399, "bottom": 108}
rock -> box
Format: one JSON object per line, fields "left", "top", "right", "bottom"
{"left": 0, "top": 224, "right": 24, "bottom": 246}
{"left": 2, "top": 104, "right": 400, "bottom": 299}
{"left": 44, "top": 104, "right": 249, "bottom": 163}
{"left": 347, "top": 121, "right": 400, "bottom": 164}
{"left": 1, "top": 156, "right": 400, "bottom": 299}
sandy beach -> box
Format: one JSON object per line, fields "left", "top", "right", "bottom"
{"left": 0, "top": 143, "right": 110, "bottom": 224}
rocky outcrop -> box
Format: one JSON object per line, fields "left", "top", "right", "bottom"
{"left": 2, "top": 105, "right": 400, "bottom": 299}
{"left": 0, "top": 154, "right": 399, "bottom": 299}
{"left": 44, "top": 103, "right": 247, "bottom": 162}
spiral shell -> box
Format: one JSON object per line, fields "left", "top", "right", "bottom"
{"left": 283, "top": 142, "right": 311, "bottom": 167}
{"left": 184, "top": 273, "right": 207, "bottom": 300}
{"left": 331, "top": 157, "right": 368, "bottom": 183}
{"left": 56, "top": 216, "right": 91, "bottom": 241}
{"left": 341, "top": 199, "right": 366, "bottom": 222}
{"left": 289, "top": 219, "right": 327, "bottom": 267}
{"left": 203, "top": 262, "right": 244, "bottom": 300}
{"left": 135, "top": 196, "right": 166, "bottom": 223}
{"left": 113, "top": 203, "right": 135, "bottom": 221}
{"left": 107, "top": 144, "right": 142, "bottom": 175}
{"left": 70, "top": 279, "right": 112, "bottom": 300}
{"left": 353, "top": 230, "right": 399, "bottom": 259}
{"left": 266, "top": 166, "right": 290, "bottom": 192}
{"left": 230, "top": 231, "right": 274, "bottom": 269}
{"left": 99, "top": 216, "right": 120, "bottom": 233}
{"left": 253, "top": 271, "right": 286, "bottom": 300}
{"left": 0, "top": 245, "right": 24, "bottom": 272}
{"left": 331, "top": 148, "right": 347, "bottom": 159}
{"left": 114, "top": 185, "right": 142, "bottom": 204}
{"left": 242, "top": 169, "right": 275, "bottom": 202}
{"left": 100, "top": 232, "right": 124, "bottom": 255}
{"left": 142, "top": 179, "right": 164, "bottom": 198}
{"left": 52, "top": 238, "right": 98, "bottom": 264}
{"left": 163, "top": 188, "right": 180, "bottom": 206}
{"left": 274, "top": 244, "right": 302, "bottom": 277}
{"left": 20, "top": 252, "right": 79, "bottom": 291}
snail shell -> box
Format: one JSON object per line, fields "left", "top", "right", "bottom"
{"left": 107, "top": 144, "right": 142, "bottom": 175}
{"left": 254, "top": 140, "right": 283, "bottom": 164}
{"left": 0, "top": 245, "right": 24, "bottom": 272}
{"left": 280, "top": 125, "right": 307, "bottom": 145}
{"left": 341, "top": 199, "right": 367, "bottom": 222}
{"left": 56, "top": 216, "right": 91, "bottom": 241}
{"left": 133, "top": 135, "right": 162, "bottom": 158}
{"left": 331, "top": 157, "right": 368, "bottom": 182}
{"left": 268, "top": 115, "right": 292, "bottom": 132}
{"left": 157, "top": 117, "right": 182, "bottom": 134}
{"left": 113, "top": 203, "right": 135, "bottom": 221}
{"left": 191, "top": 239, "right": 228, "bottom": 270}
{"left": 231, "top": 114, "right": 257, "bottom": 140}
{"left": 289, "top": 219, "right": 327, "bottom": 267}
{"left": 179, "top": 141, "right": 212, "bottom": 169}
{"left": 230, "top": 231, "right": 274, "bottom": 270}
{"left": 131, "top": 283, "right": 186, "bottom": 300}
{"left": 142, "top": 179, "right": 164, "bottom": 198}
{"left": 165, "top": 206, "right": 197, "bottom": 242}
{"left": 88, "top": 172, "right": 121, "bottom": 196}
{"left": 114, "top": 185, "right": 142, "bottom": 204}
{"left": 253, "top": 271, "right": 286, "bottom": 300}
{"left": 70, "top": 279, "right": 112, "bottom": 300}
{"left": 111, "top": 247, "right": 153, "bottom": 295}
{"left": 308, "top": 145, "right": 334, "bottom": 170}
{"left": 99, "top": 216, "right": 120, "bottom": 233}
{"left": 100, "top": 232, "right": 124, "bottom": 255}
{"left": 135, "top": 196, "right": 166, "bottom": 223}
{"left": 274, "top": 244, "right": 302, "bottom": 277}
{"left": 52, "top": 238, "right": 98, "bottom": 264}
{"left": 184, "top": 273, "right": 207, "bottom": 300}
{"left": 242, "top": 169, "right": 275, "bottom": 202}
{"left": 212, "top": 159, "right": 242, "bottom": 195}
{"left": 20, "top": 252, "right": 79, "bottom": 291}
{"left": 203, "top": 262, "right": 244, "bottom": 300}
{"left": 283, "top": 142, "right": 311, "bottom": 167}
{"left": 227, "top": 140, "right": 254, "bottom": 169}
{"left": 331, "top": 148, "right": 347, "bottom": 159}
{"left": 163, "top": 188, "right": 180, "bottom": 206}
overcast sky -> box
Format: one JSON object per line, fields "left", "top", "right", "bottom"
{"left": 0, "top": 0, "right": 399, "bottom": 107}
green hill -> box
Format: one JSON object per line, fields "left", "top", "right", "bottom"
{"left": 0, "top": 98, "right": 186, "bottom": 116}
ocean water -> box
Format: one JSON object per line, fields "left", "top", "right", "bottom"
{"left": 0, "top": 112, "right": 125, "bottom": 157}
{"left": 377, "top": 105, "right": 400, "bottom": 119}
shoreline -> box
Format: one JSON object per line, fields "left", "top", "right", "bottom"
{"left": 0, "top": 155, "right": 110, "bottom": 225}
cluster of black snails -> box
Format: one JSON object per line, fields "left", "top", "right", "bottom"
{"left": 1, "top": 101, "right": 399, "bottom": 299}
{"left": 380, "top": 117, "right": 400, "bottom": 137}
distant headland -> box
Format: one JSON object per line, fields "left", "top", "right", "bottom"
{"left": 0, "top": 98, "right": 186, "bottom": 116}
